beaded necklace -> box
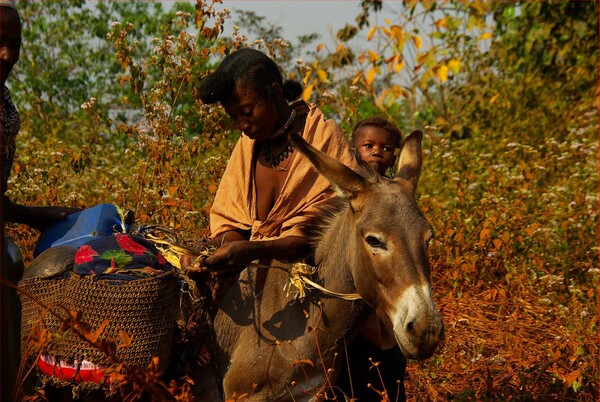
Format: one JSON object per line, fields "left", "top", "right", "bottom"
{"left": 261, "top": 109, "right": 297, "bottom": 170}
{"left": 261, "top": 142, "right": 295, "bottom": 169}
{"left": 270, "top": 109, "right": 296, "bottom": 140}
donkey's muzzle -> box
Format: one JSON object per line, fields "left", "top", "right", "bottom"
{"left": 398, "top": 312, "right": 445, "bottom": 360}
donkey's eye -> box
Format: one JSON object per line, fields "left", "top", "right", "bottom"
{"left": 365, "top": 235, "right": 386, "bottom": 250}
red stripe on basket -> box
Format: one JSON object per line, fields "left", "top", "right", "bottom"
{"left": 37, "top": 354, "right": 109, "bottom": 384}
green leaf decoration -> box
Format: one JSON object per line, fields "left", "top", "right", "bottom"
{"left": 101, "top": 250, "right": 133, "bottom": 268}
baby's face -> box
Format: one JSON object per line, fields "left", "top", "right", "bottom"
{"left": 353, "top": 126, "right": 397, "bottom": 176}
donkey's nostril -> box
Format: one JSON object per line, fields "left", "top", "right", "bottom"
{"left": 406, "top": 321, "right": 415, "bottom": 332}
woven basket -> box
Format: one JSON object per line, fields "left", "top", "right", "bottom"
{"left": 19, "top": 271, "right": 180, "bottom": 373}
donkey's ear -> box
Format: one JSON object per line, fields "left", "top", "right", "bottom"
{"left": 395, "top": 130, "right": 423, "bottom": 191}
{"left": 289, "top": 132, "right": 366, "bottom": 197}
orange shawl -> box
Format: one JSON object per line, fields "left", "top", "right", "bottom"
{"left": 210, "top": 103, "right": 356, "bottom": 241}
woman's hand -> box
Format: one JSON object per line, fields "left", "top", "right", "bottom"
{"left": 203, "top": 240, "right": 256, "bottom": 277}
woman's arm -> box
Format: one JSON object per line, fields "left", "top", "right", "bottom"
{"left": 180, "top": 229, "right": 250, "bottom": 269}
{"left": 2, "top": 196, "right": 79, "bottom": 230}
{"left": 205, "top": 235, "right": 310, "bottom": 275}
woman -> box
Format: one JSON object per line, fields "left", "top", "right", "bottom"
{"left": 1, "top": 2, "right": 78, "bottom": 399}
{"left": 187, "top": 48, "right": 408, "bottom": 401}
{"left": 185, "top": 48, "right": 356, "bottom": 276}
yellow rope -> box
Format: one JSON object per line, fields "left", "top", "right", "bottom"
{"left": 252, "top": 262, "right": 362, "bottom": 302}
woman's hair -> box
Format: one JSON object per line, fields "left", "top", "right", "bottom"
{"left": 198, "top": 48, "right": 302, "bottom": 105}
{"left": 352, "top": 117, "right": 402, "bottom": 148}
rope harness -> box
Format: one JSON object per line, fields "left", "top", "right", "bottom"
{"left": 134, "top": 224, "right": 362, "bottom": 302}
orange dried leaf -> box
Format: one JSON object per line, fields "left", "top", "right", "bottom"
{"left": 90, "top": 319, "right": 109, "bottom": 342}
{"left": 119, "top": 330, "right": 133, "bottom": 348}
{"left": 435, "top": 18, "right": 447, "bottom": 29}
{"left": 293, "top": 358, "right": 315, "bottom": 367}
{"left": 493, "top": 238, "right": 502, "bottom": 250}
{"left": 563, "top": 369, "right": 581, "bottom": 388}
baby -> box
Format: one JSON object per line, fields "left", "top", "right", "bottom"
{"left": 351, "top": 116, "right": 402, "bottom": 176}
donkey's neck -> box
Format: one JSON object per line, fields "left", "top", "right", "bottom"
{"left": 314, "top": 206, "right": 356, "bottom": 293}
{"left": 312, "top": 203, "right": 370, "bottom": 334}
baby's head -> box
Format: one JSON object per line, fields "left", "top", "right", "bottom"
{"left": 352, "top": 117, "right": 402, "bottom": 176}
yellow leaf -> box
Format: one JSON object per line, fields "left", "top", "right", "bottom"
{"left": 366, "top": 67, "right": 376, "bottom": 86}
{"left": 384, "top": 18, "right": 390, "bottom": 25}
{"left": 391, "top": 25, "right": 404, "bottom": 43}
{"left": 412, "top": 35, "right": 422, "bottom": 49}
{"left": 435, "top": 18, "right": 447, "bottom": 29}
{"left": 316, "top": 43, "right": 324, "bottom": 52}
{"left": 422, "top": 0, "right": 435, "bottom": 10}
{"left": 302, "top": 70, "right": 311, "bottom": 86}
{"left": 489, "top": 93, "right": 500, "bottom": 104}
{"left": 351, "top": 71, "right": 362, "bottom": 85}
{"left": 469, "top": 2, "right": 485, "bottom": 16}
{"left": 435, "top": 64, "right": 449, "bottom": 83}
{"left": 368, "top": 50, "right": 379, "bottom": 62}
{"left": 448, "top": 58, "right": 461, "bottom": 75}
{"left": 479, "top": 32, "right": 493, "bottom": 40}
{"left": 367, "top": 26, "right": 376, "bottom": 41}
{"left": 302, "top": 84, "right": 314, "bottom": 102}
{"left": 395, "top": 58, "right": 404, "bottom": 73}
{"left": 316, "top": 69, "right": 328, "bottom": 82}
{"left": 335, "top": 44, "right": 345, "bottom": 53}
{"left": 479, "top": 228, "right": 490, "bottom": 241}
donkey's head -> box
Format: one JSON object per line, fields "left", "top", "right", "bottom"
{"left": 290, "top": 130, "right": 444, "bottom": 360}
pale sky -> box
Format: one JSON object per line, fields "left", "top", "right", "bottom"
{"left": 216, "top": 0, "right": 400, "bottom": 49}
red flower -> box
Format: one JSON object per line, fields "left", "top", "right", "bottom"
{"left": 115, "top": 234, "right": 147, "bottom": 255}
{"left": 74, "top": 245, "right": 98, "bottom": 264}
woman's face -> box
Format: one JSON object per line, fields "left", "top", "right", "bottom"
{"left": 222, "top": 81, "right": 280, "bottom": 142}
{"left": 0, "top": 7, "right": 21, "bottom": 86}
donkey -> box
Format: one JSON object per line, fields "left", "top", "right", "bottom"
{"left": 195, "top": 130, "right": 444, "bottom": 401}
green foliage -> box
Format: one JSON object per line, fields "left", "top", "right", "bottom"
{"left": 12, "top": 0, "right": 200, "bottom": 142}
{"left": 447, "top": 0, "right": 600, "bottom": 142}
